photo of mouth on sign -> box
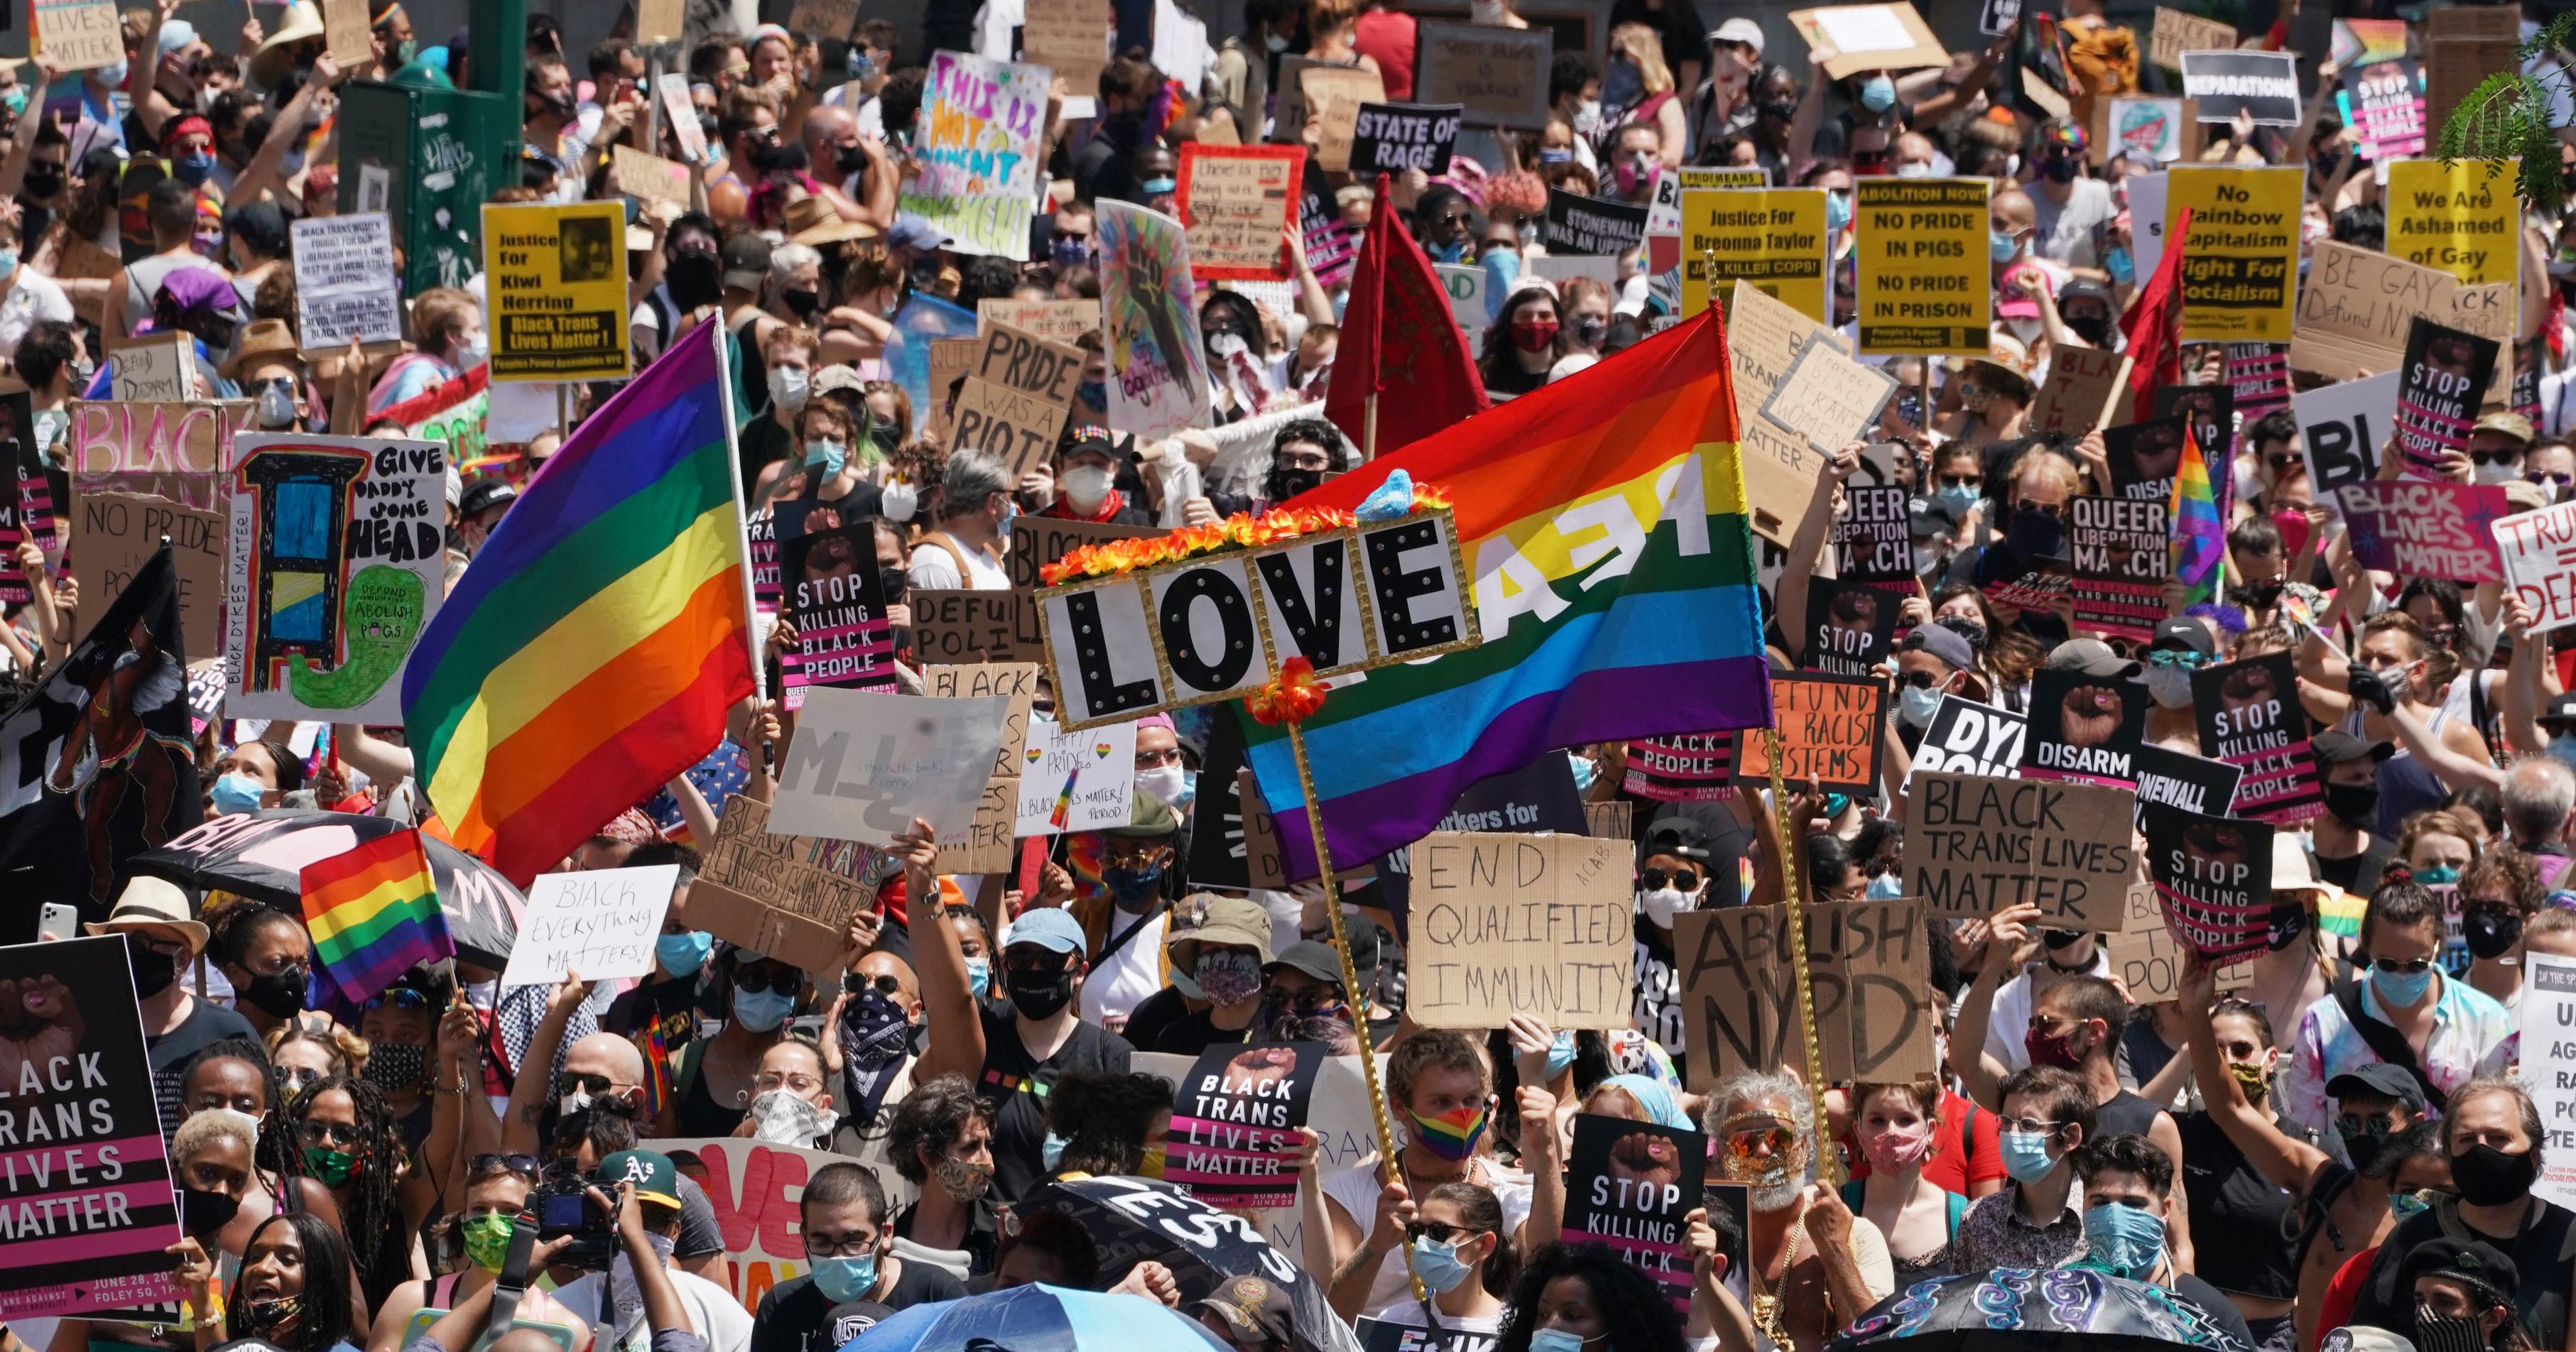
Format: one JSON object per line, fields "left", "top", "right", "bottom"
{"left": 2143, "top": 800, "right": 2276, "bottom": 962}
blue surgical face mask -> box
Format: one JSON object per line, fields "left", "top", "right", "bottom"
{"left": 2106, "top": 245, "right": 2135, "bottom": 285}
{"left": 966, "top": 957, "right": 991, "bottom": 999}
{"left": 1042, "top": 1131, "right": 1067, "bottom": 1170}
{"left": 1859, "top": 75, "right": 1896, "bottom": 112}
{"left": 2415, "top": 865, "right": 2461, "bottom": 887}
{"left": 1168, "top": 964, "right": 1205, "bottom": 1001}
{"left": 1567, "top": 751, "right": 1598, "bottom": 793}
{"left": 1826, "top": 190, "right": 1852, "bottom": 235}
{"left": 656, "top": 931, "right": 713, "bottom": 978}
{"left": 1899, "top": 682, "right": 1944, "bottom": 728}
{"left": 810, "top": 1253, "right": 878, "bottom": 1302}
{"left": 1545, "top": 1030, "right": 1577, "bottom": 1078}
{"left": 1991, "top": 230, "right": 2021, "bottom": 263}
{"left": 173, "top": 150, "right": 216, "bottom": 187}
{"left": 1408, "top": 1235, "right": 1473, "bottom": 1293}
{"left": 2371, "top": 963, "right": 2435, "bottom": 1008}
{"left": 1936, "top": 481, "right": 1980, "bottom": 513}
{"left": 2392, "top": 1192, "right": 2430, "bottom": 1217}
{"left": 1999, "top": 1128, "right": 2059, "bottom": 1183}
{"left": 97, "top": 58, "right": 128, "bottom": 89}
{"left": 1530, "top": 1331, "right": 1592, "bottom": 1352}
{"left": 2082, "top": 1202, "right": 2165, "bottom": 1278}
{"left": 804, "top": 437, "right": 847, "bottom": 479}
{"left": 1866, "top": 871, "right": 1905, "bottom": 900}
{"left": 0, "top": 247, "right": 21, "bottom": 276}
{"left": 211, "top": 771, "right": 265, "bottom": 815}
{"left": 732, "top": 986, "right": 797, "bottom": 1032}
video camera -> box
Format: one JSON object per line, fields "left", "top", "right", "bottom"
{"left": 532, "top": 1173, "right": 617, "bottom": 1272}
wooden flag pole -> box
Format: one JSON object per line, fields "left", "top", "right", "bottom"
{"left": 1363, "top": 393, "right": 1379, "bottom": 462}
{"left": 1761, "top": 726, "right": 1840, "bottom": 1187}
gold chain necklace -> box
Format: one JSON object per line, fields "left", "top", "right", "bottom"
{"left": 1749, "top": 1219, "right": 1803, "bottom": 1346}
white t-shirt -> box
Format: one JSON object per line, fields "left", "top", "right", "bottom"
{"left": 1079, "top": 909, "right": 1166, "bottom": 1031}
{"left": 908, "top": 535, "right": 1011, "bottom": 590}
{"left": 0, "top": 268, "right": 72, "bottom": 356}
{"left": 1980, "top": 950, "right": 2113, "bottom": 1074}
{"left": 1322, "top": 1157, "right": 1533, "bottom": 1316}
{"left": 553, "top": 1265, "right": 754, "bottom": 1352}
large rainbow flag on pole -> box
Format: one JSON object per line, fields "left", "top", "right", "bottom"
{"left": 301, "top": 829, "right": 452, "bottom": 996}
{"left": 2170, "top": 421, "right": 2227, "bottom": 606}
{"left": 1244, "top": 310, "right": 1771, "bottom": 873}
{"left": 401, "top": 320, "right": 758, "bottom": 884}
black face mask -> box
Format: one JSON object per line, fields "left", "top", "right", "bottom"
{"left": 126, "top": 935, "right": 179, "bottom": 999}
{"left": 180, "top": 1184, "right": 240, "bottom": 1238}
{"left": 836, "top": 141, "right": 869, "bottom": 175}
{"left": 23, "top": 165, "right": 63, "bottom": 197}
{"left": 2323, "top": 780, "right": 2380, "bottom": 827}
{"left": 1760, "top": 98, "right": 1798, "bottom": 122}
{"left": 2463, "top": 909, "right": 2523, "bottom": 960}
{"left": 2227, "top": 580, "right": 2286, "bottom": 609}
{"left": 877, "top": 565, "right": 910, "bottom": 599}
{"left": 1268, "top": 466, "right": 1325, "bottom": 503}
{"left": 238, "top": 966, "right": 309, "bottom": 1019}
{"left": 2266, "top": 900, "right": 2310, "bottom": 952}
{"left": 1004, "top": 965, "right": 1075, "bottom": 1020}
{"left": 2041, "top": 928, "right": 2087, "bottom": 950}
{"left": 781, "top": 288, "right": 822, "bottom": 320}
{"left": 2006, "top": 507, "right": 2065, "bottom": 560}
{"left": 666, "top": 250, "right": 722, "bottom": 311}
{"left": 2066, "top": 315, "right": 2111, "bottom": 345}
{"left": 2449, "top": 1143, "right": 2540, "bottom": 1206}
{"left": 2338, "top": 1116, "right": 2391, "bottom": 1172}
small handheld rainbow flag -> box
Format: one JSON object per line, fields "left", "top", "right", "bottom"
{"left": 301, "top": 830, "right": 452, "bottom": 998}
{"left": 2169, "top": 421, "right": 2226, "bottom": 606}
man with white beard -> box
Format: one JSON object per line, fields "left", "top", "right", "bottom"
{"left": 1704, "top": 1071, "right": 1893, "bottom": 1352}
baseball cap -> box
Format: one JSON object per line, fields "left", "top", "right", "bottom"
{"left": 1266, "top": 940, "right": 1346, "bottom": 986}
{"left": 2400, "top": 1236, "right": 2521, "bottom": 1306}
{"left": 2326, "top": 1062, "right": 2428, "bottom": 1113}
{"left": 720, "top": 234, "right": 771, "bottom": 291}
{"left": 2474, "top": 412, "right": 2534, "bottom": 447}
{"left": 593, "top": 1149, "right": 682, "bottom": 1208}
{"left": 1004, "top": 907, "right": 1087, "bottom": 956}
{"left": 2543, "top": 691, "right": 2576, "bottom": 726}
{"left": 2320, "top": 1330, "right": 2415, "bottom": 1352}
{"left": 1103, "top": 789, "right": 1178, "bottom": 839}
{"left": 460, "top": 479, "right": 516, "bottom": 520}
{"left": 888, "top": 213, "right": 953, "bottom": 253}
{"left": 2039, "top": 116, "right": 2089, "bottom": 153}
{"left": 1644, "top": 817, "right": 1714, "bottom": 863}
{"left": 1192, "top": 1276, "right": 1294, "bottom": 1348}
{"left": 2046, "top": 638, "right": 2141, "bottom": 680}
{"left": 2312, "top": 730, "right": 2396, "bottom": 763}
{"left": 813, "top": 365, "right": 868, "bottom": 400}
{"left": 1899, "top": 620, "right": 1975, "bottom": 672}
{"left": 1710, "top": 17, "right": 1766, "bottom": 52}
{"left": 1911, "top": 493, "right": 1961, "bottom": 541}
{"left": 2151, "top": 616, "right": 2217, "bottom": 658}
{"left": 1166, "top": 894, "right": 1272, "bottom": 968}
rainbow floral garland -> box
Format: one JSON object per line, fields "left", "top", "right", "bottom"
{"left": 1038, "top": 478, "right": 1450, "bottom": 586}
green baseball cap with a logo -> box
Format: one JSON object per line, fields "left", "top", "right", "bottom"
{"left": 594, "top": 1150, "right": 682, "bottom": 1209}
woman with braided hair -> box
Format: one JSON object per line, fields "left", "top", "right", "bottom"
{"left": 281, "top": 1073, "right": 425, "bottom": 1314}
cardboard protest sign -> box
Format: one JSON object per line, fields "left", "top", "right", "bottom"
{"left": 1016, "top": 715, "right": 1136, "bottom": 834}
{"left": 1587, "top": 800, "right": 1634, "bottom": 841}
{"left": 1760, "top": 334, "right": 1898, "bottom": 457}
{"left": 1301, "top": 66, "right": 1389, "bottom": 171}
{"left": 2191, "top": 650, "right": 2321, "bottom": 825}
{"left": 0, "top": 936, "right": 185, "bottom": 1316}
{"left": 2163, "top": 166, "right": 2302, "bottom": 341}
{"left": 2342, "top": 60, "right": 2427, "bottom": 161}
{"left": 1097, "top": 200, "right": 1214, "bottom": 440}
{"left": 2387, "top": 159, "right": 2517, "bottom": 286}
{"left": 1562, "top": 1113, "right": 1706, "bottom": 1314}
{"left": 612, "top": 145, "right": 692, "bottom": 222}
{"left": 107, "top": 334, "right": 198, "bottom": 403}
{"left": 2104, "top": 415, "right": 2190, "bottom": 510}
{"left": 2067, "top": 496, "right": 2168, "bottom": 642}
{"left": 906, "top": 589, "right": 1021, "bottom": 663}
{"left": 1681, "top": 189, "right": 1830, "bottom": 322}
{"left": 1405, "top": 832, "right": 1632, "bottom": 1030}
{"left": 2289, "top": 240, "right": 2514, "bottom": 383}
{"left": 1805, "top": 578, "right": 1898, "bottom": 677}
{"left": 1349, "top": 102, "right": 1463, "bottom": 176}
{"left": 1006, "top": 514, "right": 1167, "bottom": 642}
{"left": 1905, "top": 696, "right": 2025, "bottom": 783}
{"left": 1163, "top": 1042, "right": 1325, "bottom": 1210}
{"left": 222, "top": 433, "right": 447, "bottom": 725}
{"left": 1674, "top": 898, "right": 1935, "bottom": 1089}
{"left": 2522, "top": 955, "right": 2576, "bottom": 1214}
{"left": 2108, "top": 97, "right": 2185, "bottom": 161}
{"left": 780, "top": 520, "right": 899, "bottom": 708}
{"left": 33, "top": 0, "right": 121, "bottom": 70}
{"left": 1175, "top": 144, "right": 1302, "bottom": 281}
{"left": 2107, "top": 907, "right": 2188, "bottom": 1004}
{"left": 979, "top": 298, "right": 1101, "bottom": 343}
{"left": 654, "top": 72, "right": 707, "bottom": 162}
{"left": 773, "top": 688, "right": 1004, "bottom": 848}
{"left": 921, "top": 663, "right": 1038, "bottom": 873}
{"left": 1853, "top": 178, "right": 1991, "bottom": 357}
{"left": 2299, "top": 370, "right": 2399, "bottom": 494}
{"left": 1623, "top": 733, "right": 1735, "bottom": 802}
{"left": 2143, "top": 800, "right": 2276, "bottom": 961}
{"left": 2335, "top": 480, "right": 2509, "bottom": 582}
{"left": 1832, "top": 482, "right": 1913, "bottom": 586}
{"left": 692, "top": 794, "right": 879, "bottom": 969}
{"left": 925, "top": 337, "right": 980, "bottom": 440}
{"left": 290, "top": 212, "right": 401, "bottom": 349}
{"left": 2393, "top": 317, "right": 2501, "bottom": 474}
{"left": 1906, "top": 771, "right": 2137, "bottom": 927}
{"left": 1788, "top": 4, "right": 1948, "bottom": 79}
{"left": 2023, "top": 665, "right": 2147, "bottom": 786}
{"left": 2151, "top": 6, "right": 2238, "bottom": 69}
{"left": 955, "top": 320, "right": 1085, "bottom": 475}
{"left": 70, "top": 491, "right": 226, "bottom": 652}
{"left": 482, "top": 202, "right": 630, "bottom": 381}
{"left": 1543, "top": 189, "right": 1648, "bottom": 257}
{"left": 1732, "top": 672, "right": 1886, "bottom": 796}
{"left": 497, "top": 864, "right": 679, "bottom": 987}
{"left": 901, "top": 53, "right": 1050, "bottom": 259}
{"left": 2134, "top": 742, "right": 2243, "bottom": 822}
{"left": 1023, "top": 0, "right": 1109, "bottom": 95}
{"left": 2029, "top": 346, "right": 2128, "bottom": 435}
{"left": 2227, "top": 342, "right": 2292, "bottom": 422}
{"left": 2180, "top": 50, "right": 2303, "bottom": 125}
{"left": 1727, "top": 282, "right": 1844, "bottom": 544}
{"left": 2494, "top": 501, "right": 2576, "bottom": 635}
{"left": 786, "top": 0, "right": 857, "bottom": 39}
{"left": 1414, "top": 23, "right": 1552, "bottom": 129}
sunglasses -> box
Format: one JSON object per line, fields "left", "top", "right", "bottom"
{"left": 1641, "top": 866, "right": 1700, "bottom": 892}
{"left": 470, "top": 1153, "right": 540, "bottom": 1175}
{"left": 1404, "top": 1221, "right": 1482, "bottom": 1244}
{"left": 2146, "top": 648, "right": 2209, "bottom": 668}
{"left": 300, "top": 1119, "right": 362, "bottom": 1146}
{"left": 2529, "top": 471, "right": 2574, "bottom": 488}
{"left": 2013, "top": 498, "right": 2064, "bottom": 519}
{"left": 2371, "top": 956, "right": 2433, "bottom": 975}
{"left": 366, "top": 988, "right": 430, "bottom": 1012}
{"left": 1937, "top": 473, "right": 1981, "bottom": 489}
{"left": 2470, "top": 449, "right": 2521, "bottom": 466}
{"left": 555, "top": 1072, "right": 619, "bottom": 1098}
{"left": 1899, "top": 669, "right": 1949, "bottom": 688}
{"left": 1724, "top": 1125, "right": 1796, "bottom": 1157}
{"left": 844, "top": 973, "right": 903, "bottom": 996}
{"left": 734, "top": 968, "right": 800, "bottom": 995}
{"left": 2265, "top": 453, "right": 2302, "bottom": 471}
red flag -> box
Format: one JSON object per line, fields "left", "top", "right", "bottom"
{"left": 1323, "top": 175, "right": 1489, "bottom": 458}
{"left": 2118, "top": 206, "right": 2192, "bottom": 426}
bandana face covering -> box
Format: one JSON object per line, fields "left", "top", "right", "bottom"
{"left": 1408, "top": 1102, "right": 1489, "bottom": 1161}
{"left": 933, "top": 1155, "right": 994, "bottom": 1201}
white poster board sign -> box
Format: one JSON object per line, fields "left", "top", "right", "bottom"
{"left": 770, "top": 687, "right": 1010, "bottom": 846}
{"left": 2494, "top": 500, "right": 2576, "bottom": 635}
{"left": 498, "top": 863, "right": 680, "bottom": 987}
{"left": 1015, "top": 716, "right": 1137, "bottom": 834}
{"left": 2525, "top": 953, "right": 2576, "bottom": 1212}
{"left": 2295, "top": 369, "right": 2400, "bottom": 496}
{"left": 290, "top": 212, "right": 403, "bottom": 349}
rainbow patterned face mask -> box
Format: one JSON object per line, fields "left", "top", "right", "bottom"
{"left": 1409, "top": 1102, "right": 1490, "bottom": 1161}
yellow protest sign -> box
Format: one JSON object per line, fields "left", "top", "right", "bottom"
{"left": 1678, "top": 167, "right": 1768, "bottom": 190}
{"left": 2386, "top": 159, "right": 2518, "bottom": 286}
{"left": 1854, "top": 177, "right": 1989, "bottom": 356}
{"left": 1680, "top": 187, "right": 1830, "bottom": 322}
{"left": 482, "top": 201, "right": 633, "bottom": 382}
{"left": 2163, "top": 166, "right": 2302, "bottom": 343}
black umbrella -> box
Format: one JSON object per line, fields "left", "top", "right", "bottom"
{"left": 1830, "top": 1268, "right": 2250, "bottom": 1352}
{"left": 1018, "top": 1177, "right": 1362, "bottom": 1352}
{"left": 129, "top": 809, "right": 522, "bottom": 968}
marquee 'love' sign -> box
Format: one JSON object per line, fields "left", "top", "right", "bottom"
{"left": 1035, "top": 508, "right": 1480, "bottom": 730}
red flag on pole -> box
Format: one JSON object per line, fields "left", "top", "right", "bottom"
{"left": 1323, "top": 175, "right": 1489, "bottom": 459}
{"left": 2118, "top": 206, "right": 2193, "bottom": 427}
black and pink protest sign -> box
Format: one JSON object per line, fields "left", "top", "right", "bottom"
{"left": 1165, "top": 1042, "right": 1324, "bottom": 1211}
{"left": 2191, "top": 650, "right": 2322, "bottom": 824}
{"left": 1560, "top": 1112, "right": 1707, "bottom": 1314}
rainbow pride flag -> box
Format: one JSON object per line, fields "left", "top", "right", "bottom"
{"left": 301, "top": 829, "right": 451, "bottom": 996}
{"left": 2170, "top": 421, "right": 2226, "bottom": 606}
{"left": 1243, "top": 310, "right": 1771, "bottom": 873}
{"left": 401, "top": 320, "right": 758, "bottom": 883}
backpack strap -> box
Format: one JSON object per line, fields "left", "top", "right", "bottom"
{"left": 920, "top": 531, "right": 975, "bottom": 584}
{"left": 2334, "top": 983, "right": 2447, "bottom": 1111}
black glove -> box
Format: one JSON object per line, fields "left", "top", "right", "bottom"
{"left": 2347, "top": 665, "right": 2397, "bottom": 716}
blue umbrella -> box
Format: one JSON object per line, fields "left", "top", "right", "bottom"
{"left": 847, "top": 1283, "right": 1230, "bottom": 1352}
